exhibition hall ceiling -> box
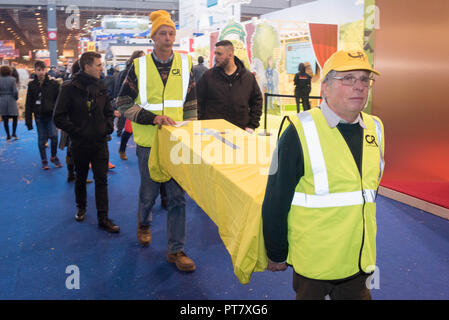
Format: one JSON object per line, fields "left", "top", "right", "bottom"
{"left": 0, "top": 0, "right": 316, "bottom": 55}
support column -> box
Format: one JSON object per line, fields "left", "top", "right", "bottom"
{"left": 47, "top": 1, "right": 58, "bottom": 67}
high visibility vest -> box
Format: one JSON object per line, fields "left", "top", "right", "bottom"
{"left": 287, "top": 108, "right": 385, "bottom": 280}
{"left": 132, "top": 52, "right": 191, "bottom": 147}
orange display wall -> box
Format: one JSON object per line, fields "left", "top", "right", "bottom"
{"left": 373, "top": 0, "right": 449, "bottom": 217}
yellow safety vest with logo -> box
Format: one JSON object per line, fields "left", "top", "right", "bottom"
{"left": 132, "top": 52, "right": 191, "bottom": 147}
{"left": 287, "top": 108, "right": 385, "bottom": 280}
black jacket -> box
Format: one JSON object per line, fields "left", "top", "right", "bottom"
{"left": 293, "top": 72, "right": 311, "bottom": 95}
{"left": 197, "top": 56, "right": 262, "bottom": 130}
{"left": 25, "top": 75, "right": 60, "bottom": 129}
{"left": 53, "top": 72, "right": 114, "bottom": 148}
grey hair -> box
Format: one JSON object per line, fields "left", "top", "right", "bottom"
{"left": 322, "top": 70, "right": 337, "bottom": 85}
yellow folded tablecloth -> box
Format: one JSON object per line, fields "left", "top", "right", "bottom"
{"left": 149, "top": 119, "right": 278, "bottom": 284}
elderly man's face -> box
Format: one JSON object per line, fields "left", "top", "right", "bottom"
{"left": 322, "top": 70, "right": 371, "bottom": 121}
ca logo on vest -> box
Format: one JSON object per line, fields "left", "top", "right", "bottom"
{"left": 365, "top": 134, "right": 378, "bottom": 147}
{"left": 171, "top": 68, "right": 181, "bottom": 76}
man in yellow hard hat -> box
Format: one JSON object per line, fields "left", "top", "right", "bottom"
{"left": 116, "top": 10, "right": 197, "bottom": 272}
{"left": 262, "top": 50, "right": 384, "bottom": 299}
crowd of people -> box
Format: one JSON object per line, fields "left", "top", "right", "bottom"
{"left": 0, "top": 9, "right": 385, "bottom": 300}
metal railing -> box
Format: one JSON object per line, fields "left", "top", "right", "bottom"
{"left": 259, "top": 92, "right": 322, "bottom": 136}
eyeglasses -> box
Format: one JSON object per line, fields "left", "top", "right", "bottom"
{"left": 333, "top": 75, "right": 375, "bottom": 88}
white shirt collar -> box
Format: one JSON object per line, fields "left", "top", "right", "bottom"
{"left": 320, "top": 99, "right": 367, "bottom": 129}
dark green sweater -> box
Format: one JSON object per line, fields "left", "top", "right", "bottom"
{"left": 262, "top": 120, "right": 364, "bottom": 263}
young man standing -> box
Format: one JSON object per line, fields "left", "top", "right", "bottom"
{"left": 25, "top": 61, "right": 62, "bottom": 170}
{"left": 54, "top": 52, "right": 119, "bottom": 233}
{"left": 197, "top": 40, "right": 262, "bottom": 133}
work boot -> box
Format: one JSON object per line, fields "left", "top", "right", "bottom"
{"left": 167, "top": 251, "right": 196, "bottom": 272}
{"left": 137, "top": 222, "right": 152, "bottom": 246}
{"left": 98, "top": 218, "right": 120, "bottom": 233}
{"left": 119, "top": 150, "right": 128, "bottom": 160}
{"left": 75, "top": 208, "right": 86, "bottom": 222}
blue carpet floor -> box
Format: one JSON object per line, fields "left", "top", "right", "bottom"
{"left": 0, "top": 122, "right": 448, "bottom": 300}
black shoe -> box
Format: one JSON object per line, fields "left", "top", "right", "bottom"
{"left": 75, "top": 208, "right": 86, "bottom": 222}
{"left": 98, "top": 218, "right": 120, "bottom": 233}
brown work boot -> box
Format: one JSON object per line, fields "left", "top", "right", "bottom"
{"left": 167, "top": 251, "right": 196, "bottom": 272}
{"left": 137, "top": 222, "right": 152, "bottom": 246}
{"left": 119, "top": 151, "right": 128, "bottom": 160}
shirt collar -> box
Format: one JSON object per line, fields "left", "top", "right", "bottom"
{"left": 151, "top": 51, "right": 174, "bottom": 64}
{"left": 320, "top": 99, "right": 367, "bottom": 129}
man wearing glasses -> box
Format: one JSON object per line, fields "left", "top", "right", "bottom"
{"left": 262, "top": 50, "right": 384, "bottom": 300}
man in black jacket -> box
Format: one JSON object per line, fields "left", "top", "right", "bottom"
{"left": 197, "top": 40, "right": 262, "bottom": 133}
{"left": 54, "top": 52, "right": 119, "bottom": 233}
{"left": 25, "top": 61, "right": 62, "bottom": 170}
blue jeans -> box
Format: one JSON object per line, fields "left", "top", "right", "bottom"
{"left": 35, "top": 117, "right": 58, "bottom": 161}
{"left": 136, "top": 145, "right": 186, "bottom": 254}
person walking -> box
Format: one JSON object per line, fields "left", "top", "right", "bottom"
{"left": 293, "top": 62, "right": 312, "bottom": 113}
{"left": 58, "top": 60, "right": 93, "bottom": 184}
{"left": 54, "top": 51, "right": 119, "bottom": 233}
{"left": 192, "top": 56, "right": 208, "bottom": 85}
{"left": 0, "top": 65, "right": 19, "bottom": 142}
{"left": 116, "top": 10, "right": 197, "bottom": 271}
{"left": 113, "top": 50, "right": 145, "bottom": 161}
{"left": 197, "top": 40, "right": 262, "bottom": 133}
{"left": 25, "top": 61, "right": 62, "bottom": 169}
{"left": 263, "top": 50, "right": 384, "bottom": 300}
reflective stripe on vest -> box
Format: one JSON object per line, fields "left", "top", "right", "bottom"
{"left": 136, "top": 53, "right": 189, "bottom": 112}
{"left": 372, "top": 117, "right": 385, "bottom": 184}
{"left": 292, "top": 189, "right": 377, "bottom": 208}
{"left": 132, "top": 52, "right": 190, "bottom": 147}
{"left": 292, "top": 112, "right": 383, "bottom": 208}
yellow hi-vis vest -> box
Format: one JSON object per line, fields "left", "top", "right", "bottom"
{"left": 132, "top": 52, "right": 191, "bottom": 147}
{"left": 287, "top": 108, "right": 385, "bottom": 280}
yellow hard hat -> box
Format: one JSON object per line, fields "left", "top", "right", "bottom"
{"left": 321, "top": 50, "right": 380, "bottom": 81}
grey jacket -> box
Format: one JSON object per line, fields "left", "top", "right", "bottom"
{"left": 0, "top": 76, "right": 18, "bottom": 116}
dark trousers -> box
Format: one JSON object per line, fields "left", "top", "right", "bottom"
{"left": 119, "top": 131, "right": 132, "bottom": 152}
{"left": 293, "top": 271, "right": 372, "bottom": 300}
{"left": 295, "top": 93, "right": 310, "bottom": 112}
{"left": 72, "top": 142, "right": 109, "bottom": 220}
{"left": 2, "top": 115, "right": 17, "bottom": 138}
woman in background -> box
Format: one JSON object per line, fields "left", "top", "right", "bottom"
{"left": 0, "top": 65, "right": 19, "bottom": 141}
{"left": 293, "top": 62, "right": 311, "bottom": 113}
